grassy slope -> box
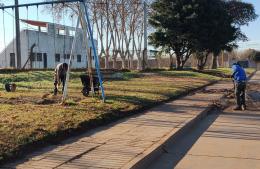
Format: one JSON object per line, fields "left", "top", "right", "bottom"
{"left": 0, "top": 70, "right": 220, "bottom": 161}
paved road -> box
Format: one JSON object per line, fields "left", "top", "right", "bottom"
{"left": 148, "top": 71, "right": 260, "bottom": 169}
{"left": 1, "top": 82, "right": 231, "bottom": 169}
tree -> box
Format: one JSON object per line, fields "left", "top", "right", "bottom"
{"left": 158, "top": 46, "right": 175, "bottom": 69}
{"left": 46, "top": 0, "right": 151, "bottom": 70}
{"left": 195, "top": 51, "right": 209, "bottom": 70}
{"left": 91, "top": 0, "right": 152, "bottom": 70}
{"left": 244, "top": 49, "right": 260, "bottom": 62}
{"left": 210, "top": 0, "right": 257, "bottom": 69}
{"left": 149, "top": 0, "right": 200, "bottom": 70}
{"left": 191, "top": 0, "right": 237, "bottom": 70}
{"left": 149, "top": 0, "right": 257, "bottom": 70}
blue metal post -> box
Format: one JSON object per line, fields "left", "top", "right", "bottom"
{"left": 81, "top": 1, "right": 106, "bottom": 102}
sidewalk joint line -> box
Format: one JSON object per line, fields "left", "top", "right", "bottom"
{"left": 53, "top": 142, "right": 106, "bottom": 169}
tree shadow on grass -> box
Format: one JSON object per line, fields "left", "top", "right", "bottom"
{"left": 158, "top": 71, "right": 201, "bottom": 78}
{"left": 106, "top": 95, "right": 154, "bottom": 106}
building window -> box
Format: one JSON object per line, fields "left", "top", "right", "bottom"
{"left": 55, "top": 54, "right": 60, "bottom": 62}
{"left": 41, "top": 27, "right": 47, "bottom": 33}
{"left": 65, "top": 54, "right": 73, "bottom": 60}
{"left": 31, "top": 53, "right": 36, "bottom": 61}
{"left": 59, "top": 29, "right": 66, "bottom": 35}
{"left": 69, "top": 30, "right": 75, "bottom": 36}
{"left": 77, "top": 55, "right": 81, "bottom": 62}
{"left": 43, "top": 53, "right": 48, "bottom": 69}
{"left": 37, "top": 53, "right": 42, "bottom": 61}
{"left": 10, "top": 53, "right": 16, "bottom": 67}
{"left": 64, "top": 54, "right": 70, "bottom": 59}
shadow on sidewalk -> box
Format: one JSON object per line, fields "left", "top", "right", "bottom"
{"left": 202, "top": 109, "right": 260, "bottom": 142}
{"left": 149, "top": 109, "right": 220, "bottom": 169}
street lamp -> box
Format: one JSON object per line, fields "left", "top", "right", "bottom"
{"left": 15, "top": 0, "right": 22, "bottom": 69}
{"left": 142, "top": 0, "right": 148, "bottom": 70}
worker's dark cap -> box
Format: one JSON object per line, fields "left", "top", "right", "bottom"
{"left": 63, "top": 63, "right": 69, "bottom": 70}
{"left": 232, "top": 62, "right": 241, "bottom": 66}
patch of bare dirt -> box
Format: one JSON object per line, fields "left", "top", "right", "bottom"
{"left": 202, "top": 88, "right": 231, "bottom": 94}
{"left": 0, "top": 94, "right": 62, "bottom": 105}
{"left": 0, "top": 96, "right": 36, "bottom": 105}
{"left": 35, "top": 99, "right": 56, "bottom": 105}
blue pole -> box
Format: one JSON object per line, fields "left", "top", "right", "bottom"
{"left": 81, "top": 1, "right": 106, "bottom": 102}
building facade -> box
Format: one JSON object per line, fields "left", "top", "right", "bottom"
{"left": 0, "top": 20, "right": 97, "bottom": 69}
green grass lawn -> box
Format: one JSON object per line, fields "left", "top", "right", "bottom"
{"left": 0, "top": 69, "right": 222, "bottom": 162}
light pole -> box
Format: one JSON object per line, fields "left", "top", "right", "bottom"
{"left": 143, "top": 0, "right": 148, "bottom": 70}
{"left": 106, "top": 0, "right": 109, "bottom": 69}
{"left": 15, "top": 0, "right": 21, "bottom": 69}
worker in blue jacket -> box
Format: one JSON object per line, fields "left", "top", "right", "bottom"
{"left": 231, "top": 62, "right": 247, "bottom": 110}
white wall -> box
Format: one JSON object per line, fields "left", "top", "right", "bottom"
{"left": 0, "top": 23, "right": 97, "bottom": 69}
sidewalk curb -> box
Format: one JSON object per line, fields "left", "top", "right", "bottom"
{"left": 122, "top": 95, "right": 226, "bottom": 169}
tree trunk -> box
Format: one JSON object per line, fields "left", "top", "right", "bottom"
{"left": 169, "top": 54, "right": 174, "bottom": 70}
{"left": 211, "top": 54, "right": 218, "bottom": 69}
{"left": 105, "top": 54, "right": 110, "bottom": 69}
{"left": 129, "top": 56, "right": 134, "bottom": 69}
{"left": 112, "top": 55, "right": 117, "bottom": 69}
{"left": 157, "top": 58, "right": 161, "bottom": 69}
{"left": 197, "top": 56, "right": 208, "bottom": 71}
{"left": 121, "top": 57, "right": 126, "bottom": 69}
{"left": 176, "top": 55, "right": 183, "bottom": 70}
{"left": 137, "top": 57, "right": 142, "bottom": 70}
{"left": 181, "top": 60, "right": 186, "bottom": 69}
{"left": 197, "top": 58, "right": 204, "bottom": 70}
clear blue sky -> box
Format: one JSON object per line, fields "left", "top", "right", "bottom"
{"left": 238, "top": 0, "right": 260, "bottom": 51}
{"left": 0, "top": 0, "right": 260, "bottom": 52}
{"left": 0, "top": 0, "right": 75, "bottom": 52}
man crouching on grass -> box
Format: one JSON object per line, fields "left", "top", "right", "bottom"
{"left": 231, "top": 62, "right": 247, "bottom": 111}
{"left": 54, "top": 63, "right": 68, "bottom": 95}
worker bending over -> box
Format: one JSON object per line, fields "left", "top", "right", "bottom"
{"left": 54, "top": 63, "right": 68, "bottom": 95}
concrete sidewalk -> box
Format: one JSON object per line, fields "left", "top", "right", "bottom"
{"left": 155, "top": 71, "right": 260, "bottom": 169}
{"left": 174, "top": 108, "right": 260, "bottom": 169}
{"left": 249, "top": 71, "right": 260, "bottom": 84}
{"left": 1, "top": 81, "right": 233, "bottom": 169}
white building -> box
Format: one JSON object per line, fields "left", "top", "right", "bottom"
{"left": 0, "top": 20, "right": 97, "bottom": 69}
